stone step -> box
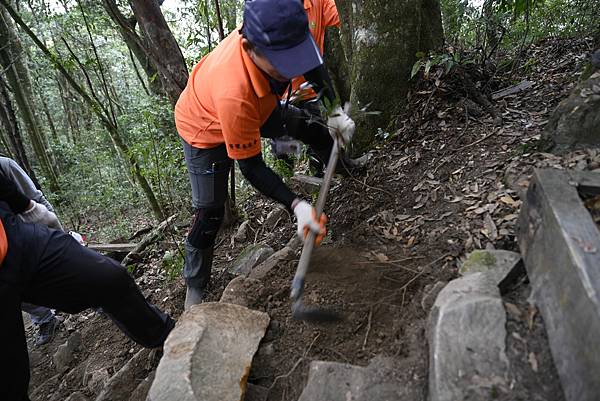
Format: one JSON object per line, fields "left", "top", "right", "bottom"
{"left": 297, "top": 357, "right": 412, "bottom": 401}
{"left": 518, "top": 169, "right": 600, "bottom": 401}
{"left": 147, "top": 302, "right": 269, "bottom": 401}
{"left": 428, "top": 250, "right": 521, "bottom": 401}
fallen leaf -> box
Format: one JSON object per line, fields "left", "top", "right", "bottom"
{"left": 483, "top": 213, "right": 498, "bottom": 241}
{"left": 374, "top": 252, "right": 389, "bottom": 263}
{"left": 527, "top": 304, "right": 538, "bottom": 331}
{"left": 504, "top": 302, "right": 522, "bottom": 319}
{"left": 528, "top": 352, "right": 539, "bottom": 373}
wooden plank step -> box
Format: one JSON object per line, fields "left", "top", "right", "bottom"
{"left": 87, "top": 243, "right": 138, "bottom": 252}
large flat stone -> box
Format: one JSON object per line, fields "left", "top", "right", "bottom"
{"left": 428, "top": 268, "right": 511, "bottom": 401}
{"left": 148, "top": 303, "right": 269, "bottom": 401}
{"left": 297, "top": 357, "right": 408, "bottom": 401}
{"left": 518, "top": 169, "right": 600, "bottom": 401}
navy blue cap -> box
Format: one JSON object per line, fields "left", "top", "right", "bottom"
{"left": 242, "top": 0, "right": 323, "bottom": 80}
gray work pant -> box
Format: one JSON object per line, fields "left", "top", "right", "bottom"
{"left": 21, "top": 303, "right": 54, "bottom": 326}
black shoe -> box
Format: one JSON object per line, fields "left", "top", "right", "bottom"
{"left": 35, "top": 316, "right": 59, "bottom": 346}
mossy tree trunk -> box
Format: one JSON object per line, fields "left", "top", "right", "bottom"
{"left": 0, "top": 4, "right": 60, "bottom": 191}
{"left": 335, "top": 0, "right": 444, "bottom": 153}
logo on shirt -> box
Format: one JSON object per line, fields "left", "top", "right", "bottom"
{"left": 310, "top": 20, "right": 316, "bottom": 30}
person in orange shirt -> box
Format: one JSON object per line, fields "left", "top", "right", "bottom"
{"left": 271, "top": 0, "right": 355, "bottom": 177}
{"left": 175, "top": 0, "right": 355, "bottom": 308}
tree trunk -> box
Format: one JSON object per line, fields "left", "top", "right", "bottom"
{"left": 214, "top": 0, "right": 225, "bottom": 41}
{"left": 0, "top": 4, "right": 59, "bottom": 190}
{"left": 324, "top": 28, "right": 351, "bottom": 103}
{"left": 0, "top": 75, "right": 40, "bottom": 187}
{"left": 222, "top": 0, "right": 238, "bottom": 33}
{"left": 336, "top": 0, "right": 444, "bottom": 152}
{"left": 128, "top": 0, "right": 188, "bottom": 106}
{"left": 102, "top": 0, "right": 164, "bottom": 96}
{"left": 56, "top": 74, "right": 81, "bottom": 144}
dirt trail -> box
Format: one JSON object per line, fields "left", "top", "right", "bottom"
{"left": 246, "top": 246, "right": 450, "bottom": 399}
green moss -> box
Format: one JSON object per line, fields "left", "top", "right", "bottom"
{"left": 460, "top": 250, "right": 498, "bottom": 275}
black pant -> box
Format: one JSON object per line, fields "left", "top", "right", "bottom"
{"left": 0, "top": 214, "right": 174, "bottom": 401}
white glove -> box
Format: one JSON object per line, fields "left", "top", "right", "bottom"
{"left": 293, "top": 200, "right": 327, "bottom": 245}
{"left": 21, "top": 201, "right": 63, "bottom": 231}
{"left": 327, "top": 104, "right": 355, "bottom": 147}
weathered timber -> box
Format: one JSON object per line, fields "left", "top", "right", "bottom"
{"left": 518, "top": 169, "right": 600, "bottom": 401}
{"left": 121, "top": 214, "right": 176, "bottom": 266}
{"left": 491, "top": 80, "right": 535, "bottom": 100}
{"left": 87, "top": 243, "right": 137, "bottom": 253}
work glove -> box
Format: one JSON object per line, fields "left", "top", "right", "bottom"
{"left": 21, "top": 201, "right": 64, "bottom": 231}
{"left": 293, "top": 200, "right": 327, "bottom": 246}
{"left": 327, "top": 104, "right": 355, "bottom": 147}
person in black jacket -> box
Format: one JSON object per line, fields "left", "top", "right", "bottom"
{"left": 0, "top": 176, "right": 175, "bottom": 401}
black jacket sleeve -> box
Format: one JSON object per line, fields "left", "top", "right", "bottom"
{"left": 0, "top": 174, "right": 31, "bottom": 214}
{"left": 237, "top": 153, "right": 297, "bottom": 211}
{"left": 303, "top": 64, "right": 337, "bottom": 105}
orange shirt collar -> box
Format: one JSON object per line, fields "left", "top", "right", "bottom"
{"left": 304, "top": 0, "right": 312, "bottom": 10}
{"left": 240, "top": 39, "right": 272, "bottom": 98}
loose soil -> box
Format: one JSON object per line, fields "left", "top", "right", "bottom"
{"left": 245, "top": 246, "right": 452, "bottom": 400}
{"left": 26, "top": 36, "right": 598, "bottom": 401}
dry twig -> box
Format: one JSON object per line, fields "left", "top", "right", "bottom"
{"left": 362, "top": 307, "right": 374, "bottom": 350}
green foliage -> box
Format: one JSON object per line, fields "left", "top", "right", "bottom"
{"left": 411, "top": 51, "right": 474, "bottom": 79}
{"left": 161, "top": 249, "right": 184, "bottom": 282}
{"left": 441, "top": 0, "right": 600, "bottom": 56}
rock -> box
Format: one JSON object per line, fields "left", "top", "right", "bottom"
{"left": 65, "top": 392, "right": 89, "bottom": 401}
{"left": 421, "top": 281, "right": 447, "bottom": 312}
{"left": 518, "top": 169, "right": 600, "bottom": 401}
{"left": 233, "top": 220, "right": 250, "bottom": 242}
{"left": 95, "top": 348, "right": 152, "bottom": 401}
{"left": 219, "top": 276, "right": 262, "bottom": 307}
{"left": 85, "top": 368, "right": 110, "bottom": 394}
{"left": 128, "top": 370, "right": 156, "bottom": 401}
{"left": 249, "top": 235, "right": 301, "bottom": 280}
{"left": 263, "top": 319, "right": 282, "bottom": 342}
{"left": 297, "top": 357, "right": 408, "bottom": 401}
{"left": 22, "top": 312, "right": 33, "bottom": 331}
{"left": 229, "top": 244, "right": 274, "bottom": 276}
{"left": 244, "top": 384, "right": 269, "bottom": 401}
{"left": 264, "top": 207, "right": 287, "bottom": 227}
{"left": 459, "top": 249, "right": 521, "bottom": 276}
{"left": 291, "top": 174, "right": 323, "bottom": 193}
{"left": 68, "top": 330, "right": 83, "bottom": 350}
{"left": 257, "top": 341, "right": 275, "bottom": 357}
{"left": 148, "top": 302, "right": 270, "bottom": 401}
{"left": 542, "top": 71, "right": 600, "bottom": 151}
{"left": 53, "top": 344, "right": 74, "bottom": 373}
{"left": 53, "top": 330, "right": 82, "bottom": 373}
{"left": 428, "top": 264, "right": 512, "bottom": 401}
{"left": 30, "top": 373, "right": 61, "bottom": 401}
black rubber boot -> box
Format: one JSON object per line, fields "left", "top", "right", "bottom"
{"left": 183, "top": 242, "right": 214, "bottom": 310}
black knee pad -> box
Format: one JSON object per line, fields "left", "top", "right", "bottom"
{"left": 187, "top": 206, "right": 225, "bottom": 249}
